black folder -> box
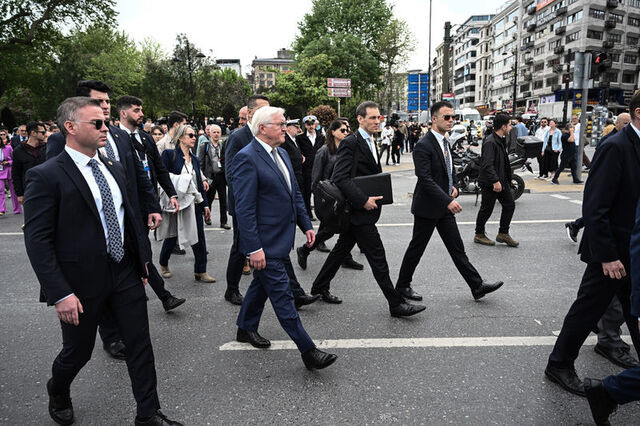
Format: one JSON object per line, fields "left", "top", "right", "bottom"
{"left": 353, "top": 173, "right": 393, "bottom": 205}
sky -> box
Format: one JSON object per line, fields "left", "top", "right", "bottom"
{"left": 116, "top": 0, "right": 508, "bottom": 76}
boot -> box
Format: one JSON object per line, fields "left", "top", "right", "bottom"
{"left": 194, "top": 272, "right": 216, "bottom": 283}
{"left": 160, "top": 265, "right": 172, "bottom": 278}
{"left": 473, "top": 233, "right": 495, "bottom": 246}
{"left": 496, "top": 233, "right": 519, "bottom": 247}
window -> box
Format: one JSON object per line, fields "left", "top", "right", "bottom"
{"left": 546, "top": 76, "right": 559, "bottom": 86}
{"left": 536, "top": 30, "right": 545, "bottom": 39}
{"left": 520, "top": 83, "right": 530, "bottom": 92}
{"left": 603, "top": 71, "right": 618, "bottom": 82}
{"left": 534, "top": 80, "right": 543, "bottom": 89}
{"left": 567, "top": 10, "right": 583, "bottom": 24}
{"left": 535, "top": 46, "right": 545, "bottom": 55}
{"left": 549, "top": 39, "right": 561, "bottom": 49}
{"left": 624, "top": 54, "right": 638, "bottom": 64}
{"left": 534, "top": 63, "right": 545, "bottom": 71}
{"left": 611, "top": 53, "right": 621, "bottom": 62}
{"left": 622, "top": 72, "right": 636, "bottom": 83}
{"left": 267, "top": 73, "right": 273, "bottom": 78}
{"left": 631, "top": 0, "right": 640, "bottom": 7}
{"left": 608, "top": 33, "right": 622, "bottom": 43}
{"left": 628, "top": 35, "right": 639, "bottom": 46}
{"left": 507, "top": 9, "right": 518, "bottom": 22}
{"left": 566, "top": 31, "right": 580, "bottom": 42}
{"left": 589, "top": 8, "right": 605, "bottom": 19}
{"left": 610, "top": 12, "right": 624, "bottom": 23}
{"left": 551, "top": 20, "right": 563, "bottom": 31}
{"left": 629, "top": 16, "right": 640, "bottom": 26}
{"left": 587, "top": 30, "right": 603, "bottom": 40}
{"left": 495, "top": 18, "right": 505, "bottom": 32}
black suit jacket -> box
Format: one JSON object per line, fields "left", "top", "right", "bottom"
{"left": 224, "top": 124, "right": 253, "bottom": 215}
{"left": 23, "top": 150, "right": 151, "bottom": 306}
{"left": 46, "top": 125, "right": 160, "bottom": 220}
{"left": 478, "top": 132, "right": 511, "bottom": 186}
{"left": 137, "top": 129, "right": 176, "bottom": 199}
{"left": 331, "top": 131, "right": 383, "bottom": 226}
{"left": 11, "top": 141, "right": 46, "bottom": 196}
{"left": 313, "top": 132, "right": 326, "bottom": 152}
{"left": 411, "top": 131, "right": 457, "bottom": 219}
{"left": 282, "top": 134, "right": 304, "bottom": 188}
{"left": 295, "top": 133, "right": 316, "bottom": 176}
{"left": 10, "top": 135, "right": 23, "bottom": 149}
{"left": 579, "top": 124, "right": 640, "bottom": 264}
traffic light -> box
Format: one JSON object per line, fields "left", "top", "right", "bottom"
{"left": 590, "top": 52, "right": 612, "bottom": 79}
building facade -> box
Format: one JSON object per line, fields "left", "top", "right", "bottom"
{"left": 250, "top": 48, "right": 294, "bottom": 92}
{"left": 216, "top": 59, "right": 241, "bottom": 75}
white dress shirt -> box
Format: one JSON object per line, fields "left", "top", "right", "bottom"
{"left": 307, "top": 130, "right": 316, "bottom": 147}
{"left": 430, "top": 129, "right": 452, "bottom": 164}
{"left": 256, "top": 137, "right": 291, "bottom": 191}
{"left": 574, "top": 123, "right": 581, "bottom": 146}
{"left": 535, "top": 125, "right": 548, "bottom": 141}
{"left": 358, "top": 127, "right": 379, "bottom": 163}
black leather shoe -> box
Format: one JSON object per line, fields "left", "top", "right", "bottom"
{"left": 594, "top": 344, "right": 639, "bottom": 368}
{"left": 584, "top": 378, "right": 617, "bottom": 426}
{"left": 295, "top": 293, "right": 320, "bottom": 308}
{"left": 172, "top": 246, "right": 186, "bottom": 255}
{"left": 135, "top": 410, "right": 183, "bottom": 425}
{"left": 316, "top": 242, "right": 330, "bottom": 253}
{"left": 236, "top": 328, "right": 271, "bottom": 348}
{"left": 296, "top": 246, "right": 309, "bottom": 270}
{"left": 397, "top": 287, "right": 423, "bottom": 301}
{"left": 471, "top": 281, "right": 504, "bottom": 300}
{"left": 565, "top": 222, "right": 580, "bottom": 243}
{"left": 225, "top": 291, "right": 244, "bottom": 305}
{"left": 341, "top": 258, "right": 364, "bottom": 270}
{"left": 220, "top": 223, "right": 231, "bottom": 230}
{"left": 162, "top": 295, "right": 186, "bottom": 312}
{"left": 103, "top": 340, "right": 126, "bottom": 360}
{"left": 301, "top": 348, "right": 338, "bottom": 370}
{"left": 544, "top": 364, "right": 585, "bottom": 396}
{"left": 390, "top": 302, "right": 426, "bottom": 317}
{"left": 47, "top": 379, "right": 74, "bottom": 425}
{"left": 313, "top": 290, "right": 342, "bottom": 304}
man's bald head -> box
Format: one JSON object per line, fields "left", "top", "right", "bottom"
{"left": 616, "top": 113, "right": 631, "bottom": 131}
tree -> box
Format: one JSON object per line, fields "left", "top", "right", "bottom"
{"left": 308, "top": 105, "right": 337, "bottom": 128}
{"left": 376, "top": 19, "right": 415, "bottom": 114}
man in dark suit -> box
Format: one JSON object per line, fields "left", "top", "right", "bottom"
{"left": 395, "top": 101, "right": 503, "bottom": 302}
{"left": 545, "top": 91, "right": 640, "bottom": 396}
{"left": 283, "top": 119, "right": 304, "bottom": 190}
{"left": 295, "top": 115, "right": 322, "bottom": 220}
{"left": 11, "top": 121, "right": 47, "bottom": 205}
{"left": 10, "top": 124, "right": 27, "bottom": 149}
{"left": 116, "top": 95, "right": 185, "bottom": 312}
{"left": 230, "top": 106, "right": 335, "bottom": 370}
{"left": 46, "top": 80, "right": 162, "bottom": 360}
{"left": 24, "top": 97, "right": 181, "bottom": 426}
{"left": 310, "top": 101, "right": 426, "bottom": 317}
{"left": 582, "top": 198, "right": 640, "bottom": 425}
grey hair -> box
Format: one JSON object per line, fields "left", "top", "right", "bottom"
{"left": 56, "top": 97, "right": 102, "bottom": 136}
{"left": 172, "top": 124, "right": 194, "bottom": 149}
{"left": 209, "top": 124, "right": 221, "bottom": 134}
{"left": 250, "top": 106, "right": 285, "bottom": 136}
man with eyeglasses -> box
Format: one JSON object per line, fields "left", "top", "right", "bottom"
{"left": 395, "top": 101, "right": 503, "bottom": 303}
{"left": 12, "top": 121, "right": 47, "bottom": 206}
{"left": 10, "top": 124, "right": 27, "bottom": 149}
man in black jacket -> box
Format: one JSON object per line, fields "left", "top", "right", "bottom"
{"left": 12, "top": 121, "right": 46, "bottom": 204}
{"left": 296, "top": 115, "right": 321, "bottom": 220}
{"left": 116, "top": 95, "right": 186, "bottom": 313}
{"left": 395, "top": 101, "right": 503, "bottom": 302}
{"left": 310, "top": 101, "right": 425, "bottom": 317}
{"left": 474, "top": 113, "right": 518, "bottom": 247}
{"left": 544, "top": 92, "right": 640, "bottom": 397}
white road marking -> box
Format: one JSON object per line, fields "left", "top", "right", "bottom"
{"left": 0, "top": 232, "right": 23, "bottom": 236}
{"left": 569, "top": 200, "right": 583, "bottom": 205}
{"left": 219, "top": 335, "right": 631, "bottom": 351}
{"left": 550, "top": 194, "right": 570, "bottom": 200}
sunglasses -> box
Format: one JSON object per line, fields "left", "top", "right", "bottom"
{"left": 74, "top": 119, "right": 106, "bottom": 130}
{"left": 186, "top": 133, "right": 196, "bottom": 138}
{"left": 440, "top": 115, "right": 454, "bottom": 121}
{"left": 338, "top": 128, "right": 348, "bottom": 133}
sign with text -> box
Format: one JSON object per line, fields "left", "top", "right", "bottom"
{"left": 327, "top": 78, "right": 351, "bottom": 88}
{"left": 407, "top": 73, "right": 430, "bottom": 112}
{"left": 328, "top": 87, "right": 352, "bottom": 97}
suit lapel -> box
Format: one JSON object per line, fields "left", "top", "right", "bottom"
{"left": 252, "top": 139, "right": 291, "bottom": 196}
{"left": 58, "top": 151, "right": 102, "bottom": 226}
{"left": 109, "top": 125, "right": 128, "bottom": 163}
{"left": 428, "top": 132, "right": 447, "bottom": 172}
{"left": 624, "top": 125, "right": 640, "bottom": 169}
{"left": 356, "top": 132, "right": 379, "bottom": 169}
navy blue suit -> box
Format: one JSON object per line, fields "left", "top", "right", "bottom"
{"left": 231, "top": 138, "right": 315, "bottom": 353}
{"left": 602, "top": 198, "right": 640, "bottom": 404}
{"left": 158, "top": 149, "right": 209, "bottom": 273}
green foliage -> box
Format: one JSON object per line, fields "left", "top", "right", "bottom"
{"left": 377, "top": 19, "right": 415, "bottom": 114}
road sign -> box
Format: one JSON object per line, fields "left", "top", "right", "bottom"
{"left": 407, "top": 73, "right": 429, "bottom": 112}
{"left": 328, "top": 88, "right": 352, "bottom": 97}
{"left": 327, "top": 78, "right": 351, "bottom": 88}
{"left": 442, "top": 93, "right": 455, "bottom": 101}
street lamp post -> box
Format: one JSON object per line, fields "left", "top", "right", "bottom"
{"left": 503, "top": 49, "right": 518, "bottom": 115}
{"left": 173, "top": 39, "right": 206, "bottom": 123}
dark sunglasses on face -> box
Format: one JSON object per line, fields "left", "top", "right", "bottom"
{"left": 75, "top": 119, "right": 105, "bottom": 130}
{"left": 186, "top": 133, "right": 196, "bottom": 138}
{"left": 440, "top": 115, "right": 454, "bottom": 121}
{"left": 338, "top": 128, "right": 348, "bottom": 133}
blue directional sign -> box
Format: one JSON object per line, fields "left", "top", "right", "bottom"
{"left": 407, "top": 73, "right": 429, "bottom": 112}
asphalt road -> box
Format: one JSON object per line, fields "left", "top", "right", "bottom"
{"left": 1, "top": 154, "right": 638, "bottom": 425}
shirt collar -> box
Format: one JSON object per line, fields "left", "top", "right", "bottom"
{"left": 119, "top": 123, "right": 137, "bottom": 136}
{"left": 65, "top": 145, "right": 100, "bottom": 167}
{"left": 430, "top": 129, "right": 445, "bottom": 143}
{"left": 629, "top": 123, "right": 640, "bottom": 140}
{"left": 255, "top": 136, "right": 276, "bottom": 154}
{"left": 358, "top": 127, "right": 372, "bottom": 140}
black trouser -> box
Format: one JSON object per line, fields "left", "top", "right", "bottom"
{"left": 548, "top": 261, "right": 640, "bottom": 369}
{"left": 225, "top": 215, "right": 246, "bottom": 294}
{"left": 311, "top": 223, "right": 404, "bottom": 307}
{"left": 206, "top": 173, "right": 228, "bottom": 225}
{"left": 392, "top": 145, "right": 400, "bottom": 164}
{"left": 553, "top": 143, "right": 579, "bottom": 182}
{"left": 541, "top": 150, "right": 558, "bottom": 176}
{"left": 572, "top": 217, "right": 584, "bottom": 229}
{"left": 397, "top": 214, "right": 483, "bottom": 291}
{"left": 159, "top": 204, "right": 208, "bottom": 273}
{"left": 51, "top": 257, "right": 160, "bottom": 418}
{"left": 299, "top": 221, "right": 355, "bottom": 263}
{"left": 475, "top": 183, "right": 515, "bottom": 235}
{"left": 380, "top": 145, "right": 391, "bottom": 165}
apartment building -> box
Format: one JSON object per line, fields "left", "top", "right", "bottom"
{"left": 251, "top": 49, "right": 294, "bottom": 92}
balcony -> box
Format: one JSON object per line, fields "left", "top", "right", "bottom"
{"left": 527, "top": 4, "right": 536, "bottom": 15}
{"left": 522, "top": 91, "right": 532, "bottom": 98}
{"left": 556, "top": 6, "right": 567, "bottom": 15}
{"left": 525, "top": 57, "right": 533, "bottom": 64}
{"left": 603, "top": 40, "right": 615, "bottom": 48}
{"left": 555, "top": 26, "right": 566, "bottom": 35}
{"left": 605, "top": 18, "right": 617, "bottom": 29}
{"left": 554, "top": 45, "right": 565, "bottom": 54}
{"left": 552, "top": 84, "right": 562, "bottom": 91}
{"left": 553, "top": 64, "right": 565, "bottom": 73}
{"left": 599, "top": 81, "right": 611, "bottom": 88}
{"left": 607, "top": 0, "right": 619, "bottom": 7}
{"left": 523, "top": 40, "right": 535, "bottom": 49}
{"left": 527, "top": 22, "right": 537, "bottom": 32}
{"left": 524, "top": 73, "right": 533, "bottom": 81}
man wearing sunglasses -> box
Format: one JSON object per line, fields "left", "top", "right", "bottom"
{"left": 396, "top": 101, "right": 503, "bottom": 303}
{"left": 12, "top": 121, "right": 47, "bottom": 206}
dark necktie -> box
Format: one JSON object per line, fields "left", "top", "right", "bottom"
{"left": 88, "top": 159, "right": 124, "bottom": 262}
{"left": 271, "top": 149, "right": 291, "bottom": 192}
{"left": 442, "top": 138, "right": 453, "bottom": 195}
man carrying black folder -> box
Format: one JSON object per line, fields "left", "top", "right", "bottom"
{"left": 395, "top": 101, "right": 503, "bottom": 302}
{"left": 310, "top": 101, "right": 426, "bottom": 317}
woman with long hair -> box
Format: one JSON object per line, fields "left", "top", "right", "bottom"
{"left": 295, "top": 120, "right": 363, "bottom": 303}
{"left": 0, "top": 127, "right": 21, "bottom": 216}
{"left": 157, "top": 124, "right": 215, "bottom": 282}
{"left": 541, "top": 119, "right": 562, "bottom": 179}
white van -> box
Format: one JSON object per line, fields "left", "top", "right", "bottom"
{"left": 455, "top": 108, "right": 482, "bottom": 126}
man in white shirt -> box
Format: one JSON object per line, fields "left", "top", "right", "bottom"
{"left": 380, "top": 122, "right": 394, "bottom": 165}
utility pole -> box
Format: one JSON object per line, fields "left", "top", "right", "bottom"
{"left": 442, "top": 22, "right": 452, "bottom": 96}
{"left": 574, "top": 52, "right": 591, "bottom": 182}
{"left": 562, "top": 49, "right": 571, "bottom": 124}
{"left": 428, "top": 0, "right": 432, "bottom": 109}
{"left": 512, "top": 49, "right": 518, "bottom": 115}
